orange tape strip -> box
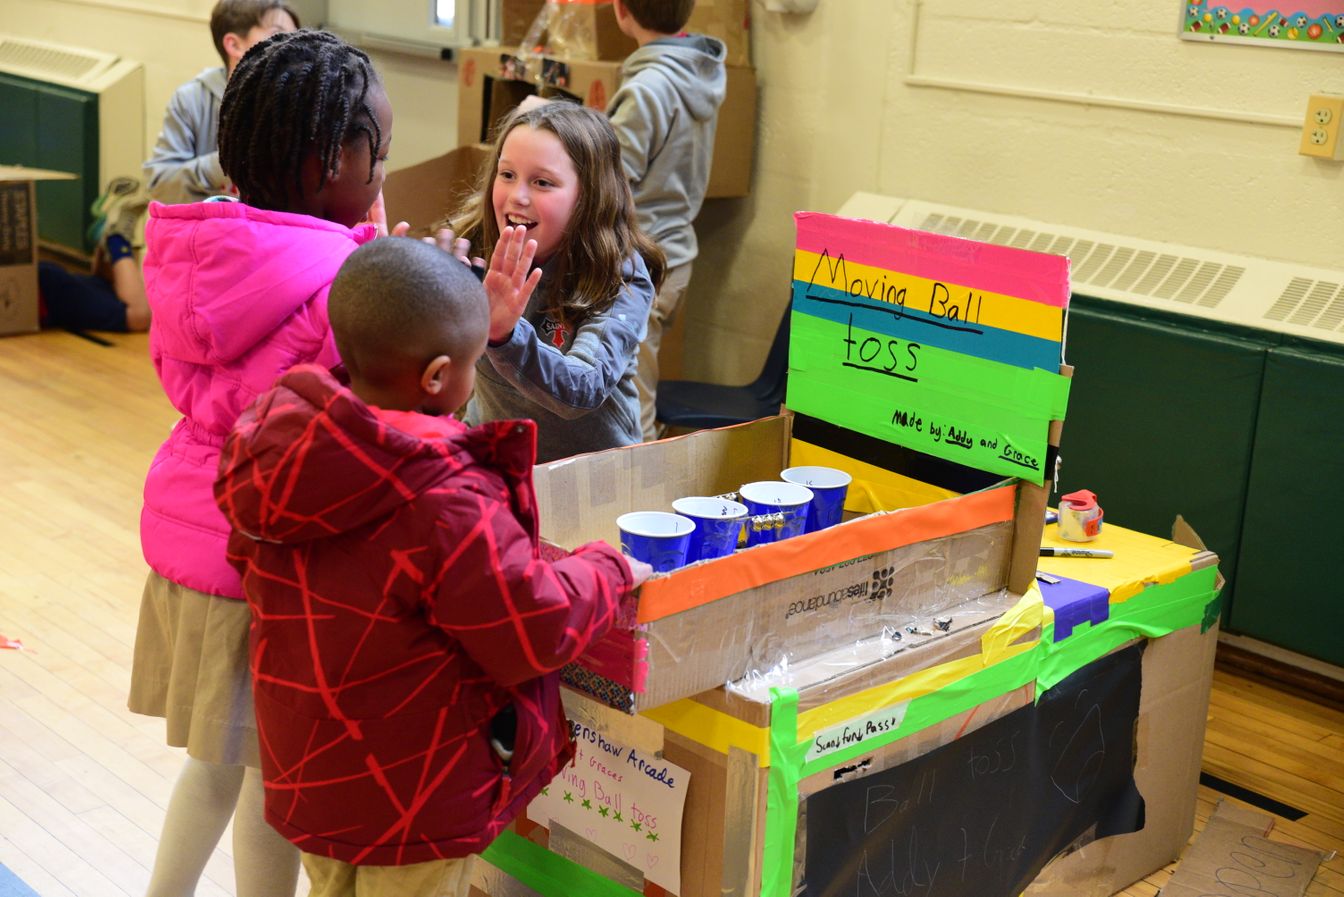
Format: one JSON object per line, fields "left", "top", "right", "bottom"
{"left": 635, "top": 484, "right": 1018, "bottom": 623}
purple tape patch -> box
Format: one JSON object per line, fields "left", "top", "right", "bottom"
{"left": 1040, "top": 575, "right": 1110, "bottom": 641}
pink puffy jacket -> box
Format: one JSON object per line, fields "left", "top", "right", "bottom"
{"left": 139, "top": 200, "right": 376, "bottom": 599}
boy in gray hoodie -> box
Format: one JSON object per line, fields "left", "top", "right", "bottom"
{"left": 144, "top": 0, "right": 298, "bottom": 203}
{"left": 606, "top": 0, "right": 727, "bottom": 440}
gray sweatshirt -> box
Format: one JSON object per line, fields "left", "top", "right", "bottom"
{"left": 144, "top": 66, "right": 227, "bottom": 204}
{"left": 607, "top": 35, "right": 727, "bottom": 269}
{"left": 467, "top": 254, "right": 655, "bottom": 463}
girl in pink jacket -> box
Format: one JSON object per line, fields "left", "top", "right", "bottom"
{"left": 127, "top": 30, "right": 391, "bottom": 897}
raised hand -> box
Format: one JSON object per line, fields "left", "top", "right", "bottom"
{"left": 485, "top": 225, "right": 542, "bottom": 344}
{"left": 362, "top": 190, "right": 389, "bottom": 236}
{"left": 426, "top": 227, "right": 480, "bottom": 267}
{"left": 388, "top": 223, "right": 484, "bottom": 268}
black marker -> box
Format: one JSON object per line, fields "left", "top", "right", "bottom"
{"left": 1040, "top": 547, "right": 1113, "bottom": 558}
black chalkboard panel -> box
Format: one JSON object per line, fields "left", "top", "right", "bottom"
{"left": 801, "top": 642, "right": 1146, "bottom": 897}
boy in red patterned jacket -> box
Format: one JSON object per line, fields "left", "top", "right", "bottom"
{"left": 215, "top": 237, "right": 652, "bottom": 896}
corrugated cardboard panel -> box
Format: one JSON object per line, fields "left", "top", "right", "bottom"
{"left": 382, "top": 146, "right": 490, "bottom": 237}
{"left": 0, "top": 169, "right": 75, "bottom": 337}
{"left": 1025, "top": 624, "right": 1220, "bottom": 897}
{"left": 632, "top": 523, "right": 1014, "bottom": 709}
{"left": 534, "top": 415, "right": 790, "bottom": 548}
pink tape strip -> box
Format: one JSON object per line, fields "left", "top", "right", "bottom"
{"left": 795, "top": 211, "right": 1070, "bottom": 309}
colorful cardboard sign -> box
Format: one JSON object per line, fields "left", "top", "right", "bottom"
{"left": 788, "top": 213, "right": 1071, "bottom": 484}
{"left": 526, "top": 719, "right": 690, "bottom": 893}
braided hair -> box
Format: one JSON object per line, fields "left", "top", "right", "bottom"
{"left": 219, "top": 29, "right": 382, "bottom": 212}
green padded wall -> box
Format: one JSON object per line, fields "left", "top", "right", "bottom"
{"left": 1058, "top": 299, "right": 1266, "bottom": 616}
{"left": 0, "top": 72, "right": 99, "bottom": 253}
{"left": 1230, "top": 346, "right": 1344, "bottom": 665}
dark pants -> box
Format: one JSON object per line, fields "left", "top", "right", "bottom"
{"left": 38, "top": 261, "right": 128, "bottom": 332}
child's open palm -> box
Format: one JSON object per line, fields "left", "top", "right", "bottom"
{"left": 486, "top": 225, "right": 542, "bottom": 343}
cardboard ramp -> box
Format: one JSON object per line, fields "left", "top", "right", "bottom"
{"left": 1160, "top": 801, "right": 1332, "bottom": 897}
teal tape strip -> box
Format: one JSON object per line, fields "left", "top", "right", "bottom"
{"left": 762, "top": 687, "right": 804, "bottom": 897}
{"left": 481, "top": 829, "right": 643, "bottom": 897}
{"left": 1201, "top": 585, "right": 1226, "bottom": 633}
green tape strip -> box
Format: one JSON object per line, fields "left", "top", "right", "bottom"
{"left": 762, "top": 687, "right": 804, "bottom": 897}
{"left": 1036, "top": 566, "right": 1220, "bottom": 691}
{"left": 797, "top": 568, "right": 1220, "bottom": 774}
{"left": 481, "top": 829, "right": 642, "bottom": 897}
{"left": 787, "top": 317, "right": 1070, "bottom": 484}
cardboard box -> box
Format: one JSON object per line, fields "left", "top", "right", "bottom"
{"left": 531, "top": 413, "right": 1043, "bottom": 714}
{"left": 497, "top": 0, "right": 636, "bottom": 61}
{"left": 0, "top": 166, "right": 76, "bottom": 337}
{"left": 456, "top": 46, "right": 756, "bottom": 198}
{"left": 688, "top": 0, "right": 751, "bottom": 66}
{"left": 381, "top": 146, "right": 492, "bottom": 238}
{"left": 499, "top": 0, "right": 750, "bottom": 65}
{"left": 467, "top": 542, "right": 1222, "bottom": 897}
{"left": 501, "top": 0, "right": 548, "bottom": 49}
{"left": 546, "top": 1, "right": 637, "bottom": 61}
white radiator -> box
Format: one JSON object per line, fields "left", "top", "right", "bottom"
{"left": 838, "top": 192, "right": 1344, "bottom": 349}
{"left": 0, "top": 34, "right": 144, "bottom": 189}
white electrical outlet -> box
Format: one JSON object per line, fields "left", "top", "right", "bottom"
{"left": 1300, "top": 94, "right": 1344, "bottom": 161}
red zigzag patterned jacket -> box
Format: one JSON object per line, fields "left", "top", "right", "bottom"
{"left": 215, "top": 364, "right": 632, "bottom": 865}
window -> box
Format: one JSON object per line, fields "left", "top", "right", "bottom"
{"left": 327, "top": 0, "right": 498, "bottom": 54}
{"left": 434, "top": 0, "right": 456, "bottom": 28}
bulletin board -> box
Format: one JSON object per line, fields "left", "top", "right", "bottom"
{"left": 1180, "top": 0, "right": 1344, "bottom": 51}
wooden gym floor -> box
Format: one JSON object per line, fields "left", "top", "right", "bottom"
{"left": 0, "top": 329, "right": 1340, "bottom": 896}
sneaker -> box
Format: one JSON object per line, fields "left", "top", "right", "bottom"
{"left": 87, "top": 176, "right": 148, "bottom": 247}
{"left": 89, "top": 175, "right": 140, "bottom": 219}
{"left": 96, "top": 181, "right": 151, "bottom": 249}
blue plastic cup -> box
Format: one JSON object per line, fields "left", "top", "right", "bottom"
{"left": 617, "top": 511, "right": 695, "bottom": 573}
{"left": 738, "top": 481, "right": 814, "bottom": 547}
{"left": 781, "top": 466, "right": 853, "bottom": 532}
{"left": 672, "top": 496, "right": 748, "bottom": 562}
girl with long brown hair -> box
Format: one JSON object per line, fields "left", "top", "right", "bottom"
{"left": 447, "top": 101, "right": 666, "bottom": 462}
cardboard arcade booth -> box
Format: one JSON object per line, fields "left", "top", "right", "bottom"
{"left": 461, "top": 212, "right": 1221, "bottom": 897}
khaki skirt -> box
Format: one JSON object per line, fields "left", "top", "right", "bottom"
{"left": 127, "top": 570, "right": 259, "bottom": 767}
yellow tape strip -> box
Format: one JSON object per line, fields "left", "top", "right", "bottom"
{"left": 793, "top": 249, "right": 1065, "bottom": 342}
{"left": 797, "top": 589, "right": 1043, "bottom": 741}
{"left": 788, "top": 439, "right": 960, "bottom": 515}
{"left": 643, "top": 590, "right": 1045, "bottom": 760}
{"left": 1039, "top": 521, "right": 1196, "bottom": 603}
{"left": 982, "top": 586, "right": 1045, "bottom": 659}
{"left": 641, "top": 696, "right": 773, "bottom": 767}
{"left": 796, "top": 640, "right": 1039, "bottom": 742}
